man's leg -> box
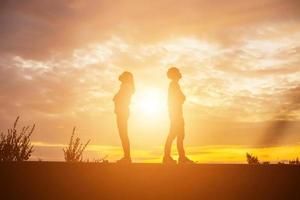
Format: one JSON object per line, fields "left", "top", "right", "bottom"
{"left": 177, "top": 119, "right": 185, "bottom": 158}
{"left": 164, "top": 131, "right": 176, "bottom": 157}
{"left": 178, "top": 133, "right": 194, "bottom": 163}
{"left": 177, "top": 135, "right": 185, "bottom": 158}
{"left": 177, "top": 119, "right": 194, "bottom": 164}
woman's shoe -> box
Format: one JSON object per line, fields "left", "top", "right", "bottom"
{"left": 163, "top": 156, "right": 177, "bottom": 164}
{"left": 178, "top": 156, "right": 195, "bottom": 164}
{"left": 116, "top": 157, "right": 132, "bottom": 164}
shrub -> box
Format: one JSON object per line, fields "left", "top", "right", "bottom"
{"left": 0, "top": 116, "right": 35, "bottom": 162}
{"left": 289, "top": 157, "right": 300, "bottom": 165}
{"left": 86, "top": 155, "right": 109, "bottom": 163}
{"left": 246, "top": 153, "right": 260, "bottom": 164}
{"left": 63, "top": 127, "right": 90, "bottom": 162}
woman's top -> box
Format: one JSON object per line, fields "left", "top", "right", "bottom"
{"left": 113, "top": 83, "right": 134, "bottom": 117}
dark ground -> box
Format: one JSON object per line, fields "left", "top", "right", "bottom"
{"left": 0, "top": 162, "right": 299, "bottom": 200}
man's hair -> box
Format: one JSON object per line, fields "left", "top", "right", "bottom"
{"left": 167, "top": 67, "right": 180, "bottom": 80}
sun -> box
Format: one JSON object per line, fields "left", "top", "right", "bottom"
{"left": 132, "top": 88, "right": 166, "bottom": 117}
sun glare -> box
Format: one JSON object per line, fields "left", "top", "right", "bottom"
{"left": 133, "top": 88, "right": 166, "bottom": 117}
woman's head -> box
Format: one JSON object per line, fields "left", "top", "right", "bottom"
{"left": 119, "top": 71, "right": 135, "bottom": 92}
{"left": 167, "top": 67, "right": 182, "bottom": 81}
{"left": 119, "top": 71, "right": 133, "bottom": 83}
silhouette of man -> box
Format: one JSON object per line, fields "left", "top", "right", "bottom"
{"left": 163, "top": 67, "right": 194, "bottom": 164}
{"left": 113, "top": 71, "right": 135, "bottom": 163}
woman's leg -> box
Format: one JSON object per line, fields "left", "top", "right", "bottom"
{"left": 117, "top": 115, "right": 130, "bottom": 159}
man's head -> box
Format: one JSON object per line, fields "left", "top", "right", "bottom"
{"left": 167, "top": 67, "right": 182, "bottom": 81}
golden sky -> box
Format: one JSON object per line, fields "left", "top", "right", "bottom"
{"left": 0, "top": 0, "right": 300, "bottom": 162}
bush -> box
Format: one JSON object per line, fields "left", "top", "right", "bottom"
{"left": 0, "top": 116, "right": 35, "bottom": 162}
{"left": 63, "top": 127, "right": 90, "bottom": 162}
{"left": 289, "top": 157, "right": 300, "bottom": 165}
{"left": 86, "top": 155, "right": 109, "bottom": 163}
{"left": 246, "top": 153, "right": 260, "bottom": 164}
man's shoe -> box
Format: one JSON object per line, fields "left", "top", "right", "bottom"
{"left": 163, "top": 156, "right": 177, "bottom": 164}
{"left": 178, "top": 156, "right": 195, "bottom": 164}
{"left": 116, "top": 157, "right": 132, "bottom": 164}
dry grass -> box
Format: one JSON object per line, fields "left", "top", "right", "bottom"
{"left": 63, "top": 127, "right": 90, "bottom": 162}
{"left": 246, "top": 153, "right": 260, "bottom": 164}
{"left": 0, "top": 116, "right": 35, "bottom": 162}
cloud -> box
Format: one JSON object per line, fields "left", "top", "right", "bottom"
{"left": 0, "top": 0, "right": 300, "bottom": 148}
{"left": 1, "top": 0, "right": 300, "bottom": 59}
{"left": 1, "top": 24, "right": 300, "bottom": 122}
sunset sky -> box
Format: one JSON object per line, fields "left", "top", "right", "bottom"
{"left": 0, "top": 0, "right": 300, "bottom": 162}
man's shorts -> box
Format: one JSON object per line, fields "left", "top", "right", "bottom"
{"left": 169, "top": 117, "right": 185, "bottom": 139}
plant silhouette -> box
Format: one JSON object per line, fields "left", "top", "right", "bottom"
{"left": 63, "top": 127, "right": 90, "bottom": 162}
{"left": 289, "top": 157, "right": 300, "bottom": 165}
{"left": 246, "top": 153, "right": 260, "bottom": 164}
{"left": 0, "top": 116, "right": 34, "bottom": 162}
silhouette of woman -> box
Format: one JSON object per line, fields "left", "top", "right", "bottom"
{"left": 163, "top": 67, "right": 194, "bottom": 164}
{"left": 113, "top": 71, "right": 135, "bottom": 163}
